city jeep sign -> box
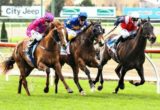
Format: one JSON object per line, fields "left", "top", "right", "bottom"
{"left": 1, "top": 6, "right": 43, "bottom": 19}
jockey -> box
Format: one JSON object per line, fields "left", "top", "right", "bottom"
{"left": 64, "top": 12, "right": 88, "bottom": 41}
{"left": 113, "top": 12, "right": 141, "bottom": 47}
{"left": 26, "top": 12, "right": 54, "bottom": 55}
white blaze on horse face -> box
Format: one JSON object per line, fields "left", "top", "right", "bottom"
{"left": 61, "top": 29, "right": 67, "bottom": 43}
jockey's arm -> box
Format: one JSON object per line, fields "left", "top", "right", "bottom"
{"left": 114, "top": 16, "right": 125, "bottom": 26}
{"left": 71, "top": 25, "right": 81, "bottom": 30}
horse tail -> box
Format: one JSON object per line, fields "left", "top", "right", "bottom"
{"left": 1, "top": 55, "right": 15, "bottom": 74}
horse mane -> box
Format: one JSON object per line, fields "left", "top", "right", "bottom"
{"left": 44, "top": 20, "right": 62, "bottom": 36}
{"left": 70, "top": 23, "right": 92, "bottom": 42}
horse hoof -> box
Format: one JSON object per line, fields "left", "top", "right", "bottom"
{"left": 44, "top": 87, "right": 49, "bottom": 93}
{"left": 129, "top": 80, "right": 134, "bottom": 84}
{"left": 112, "top": 91, "right": 118, "bottom": 94}
{"left": 119, "top": 84, "right": 125, "bottom": 90}
{"left": 97, "top": 86, "right": 103, "bottom": 91}
{"left": 67, "top": 88, "right": 73, "bottom": 93}
{"left": 91, "top": 86, "right": 95, "bottom": 92}
{"left": 80, "top": 91, "right": 86, "bottom": 95}
{"left": 93, "top": 80, "right": 97, "bottom": 84}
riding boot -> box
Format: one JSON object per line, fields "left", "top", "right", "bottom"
{"left": 26, "top": 39, "right": 37, "bottom": 55}
{"left": 110, "top": 36, "right": 123, "bottom": 54}
{"left": 115, "top": 36, "right": 124, "bottom": 46}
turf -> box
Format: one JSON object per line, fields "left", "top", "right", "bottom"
{"left": 0, "top": 75, "right": 159, "bottom": 110}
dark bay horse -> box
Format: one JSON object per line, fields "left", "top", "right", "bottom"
{"left": 1, "top": 20, "right": 73, "bottom": 96}
{"left": 55, "top": 21, "right": 105, "bottom": 95}
{"left": 94, "top": 18, "right": 156, "bottom": 93}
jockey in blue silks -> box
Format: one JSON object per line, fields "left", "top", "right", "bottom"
{"left": 64, "top": 12, "right": 88, "bottom": 41}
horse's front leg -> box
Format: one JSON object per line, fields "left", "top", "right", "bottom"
{"left": 54, "top": 62, "right": 73, "bottom": 93}
{"left": 71, "top": 65, "right": 86, "bottom": 95}
{"left": 114, "top": 67, "right": 127, "bottom": 94}
{"left": 54, "top": 72, "right": 59, "bottom": 94}
{"left": 129, "top": 65, "right": 145, "bottom": 86}
{"left": 78, "top": 58, "right": 95, "bottom": 92}
{"left": 89, "top": 58, "right": 104, "bottom": 91}
{"left": 37, "top": 62, "right": 50, "bottom": 93}
{"left": 115, "top": 64, "right": 122, "bottom": 78}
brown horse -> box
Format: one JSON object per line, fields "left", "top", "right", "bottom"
{"left": 54, "top": 21, "right": 105, "bottom": 95}
{"left": 94, "top": 18, "right": 156, "bottom": 93}
{"left": 1, "top": 20, "right": 73, "bottom": 96}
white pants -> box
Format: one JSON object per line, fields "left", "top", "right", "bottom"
{"left": 30, "top": 30, "right": 44, "bottom": 41}
{"left": 66, "top": 28, "right": 77, "bottom": 40}
{"left": 120, "top": 29, "right": 137, "bottom": 39}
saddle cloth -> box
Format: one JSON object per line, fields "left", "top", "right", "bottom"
{"left": 25, "top": 43, "right": 38, "bottom": 67}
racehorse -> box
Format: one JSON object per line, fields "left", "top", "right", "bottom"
{"left": 54, "top": 21, "right": 105, "bottom": 95}
{"left": 1, "top": 20, "right": 73, "bottom": 96}
{"left": 94, "top": 18, "right": 156, "bottom": 93}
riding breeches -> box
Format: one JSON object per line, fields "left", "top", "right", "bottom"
{"left": 120, "top": 29, "right": 137, "bottom": 39}
{"left": 66, "top": 28, "right": 77, "bottom": 41}
{"left": 30, "top": 30, "right": 44, "bottom": 41}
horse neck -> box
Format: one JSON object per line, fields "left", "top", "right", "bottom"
{"left": 41, "top": 30, "right": 57, "bottom": 49}
{"left": 131, "top": 27, "right": 147, "bottom": 53}
{"left": 81, "top": 27, "right": 94, "bottom": 46}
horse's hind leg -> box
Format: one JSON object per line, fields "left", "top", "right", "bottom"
{"left": 17, "top": 62, "right": 33, "bottom": 96}
{"left": 18, "top": 75, "right": 23, "bottom": 94}
{"left": 18, "top": 68, "right": 32, "bottom": 94}
{"left": 54, "top": 62, "right": 73, "bottom": 93}
{"left": 129, "top": 65, "right": 145, "bottom": 86}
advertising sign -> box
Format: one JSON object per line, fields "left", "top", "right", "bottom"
{"left": 60, "top": 6, "right": 116, "bottom": 17}
{"left": 1, "top": 6, "right": 44, "bottom": 19}
{"left": 123, "top": 8, "right": 160, "bottom": 19}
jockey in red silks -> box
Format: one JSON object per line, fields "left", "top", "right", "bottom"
{"left": 26, "top": 12, "right": 54, "bottom": 55}
{"left": 111, "top": 12, "right": 141, "bottom": 52}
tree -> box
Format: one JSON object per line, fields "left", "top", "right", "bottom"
{"left": 47, "top": 0, "right": 65, "bottom": 17}
{"left": 1, "top": 21, "right": 8, "bottom": 42}
{"left": 12, "top": 0, "right": 33, "bottom": 6}
{"left": 80, "top": 0, "right": 95, "bottom": 6}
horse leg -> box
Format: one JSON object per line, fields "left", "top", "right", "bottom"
{"left": 114, "top": 67, "right": 127, "bottom": 94}
{"left": 18, "top": 68, "right": 32, "bottom": 94}
{"left": 129, "top": 65, "right": 145, "bottom": 86}
{"left": 115, "top": 64, "right": 122, "bottom": 78}
{"left": 44, "top": 68, "right": 50, "bottom": 93}
{"left": 37, "top": 62, "right": 50, "bottom": 93}
{"left": 18, "top": 75, "right": 23, "bottom": 94}
{"left": 71, "top": 65, "right": 85, "bottom": 95}
{"left": 93, "top": 57, "right": 109, "bottom": 91}
{"left": 54, "top": 62, "right": 73, "bottom": 93}
{"left": 78, "top": 58, "right": 95, "bottom": 92}
{"left": 54, "top": 72, "right": 59, "bottom": 94}
{"left": 17, "top": 62, "right": 33, "bottom": 96}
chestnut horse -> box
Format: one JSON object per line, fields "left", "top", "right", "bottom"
{"left": 94, "top": 18, "right": 156, "bottom": 93}
{"left": 1, "top": 20, "right": 73, "bottom": 96}
{"left": 54, "top": 21, "right": 105, "bottom": 95}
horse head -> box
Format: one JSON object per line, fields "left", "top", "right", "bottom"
{"left": 140, "top": 18, "right": 156, "bottom": 44}
{"left": 90, "top": 21, "right": 105, "bottom": 46}
{"left": 49, "top": 20, "right": 67, "bottom": 47}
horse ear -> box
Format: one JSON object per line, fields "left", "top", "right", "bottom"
{"left": 90, "top": 20, "right": 94, "bottom": 24}
{"left": 102, "top": 28, "right": 105, "bottom": 33}
{"left": 50, "top": 22, "right": 55, "bottom": 30}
